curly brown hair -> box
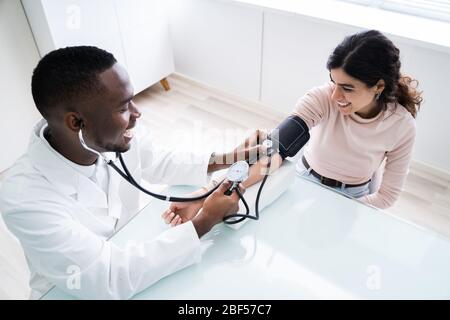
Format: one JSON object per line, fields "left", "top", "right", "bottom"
{"left": 327, "top": 30, "right": 423, "bottom": 118}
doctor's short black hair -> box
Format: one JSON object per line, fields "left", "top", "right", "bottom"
{"left": 31, "top": 46, "right": 117, "bottom": 119}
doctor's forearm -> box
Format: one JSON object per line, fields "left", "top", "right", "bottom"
{"left": 207, "top": 152, "right": 231, "bottom": 173}
{"left": 207, "top": 149, "right": 269, "bottom": 173}
{"left": 192, "top": 209, "right": 214, "bottom": 237}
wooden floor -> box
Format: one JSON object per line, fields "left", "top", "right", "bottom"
{"left": 1, "top": 73, "right": 449, "bottom": 299}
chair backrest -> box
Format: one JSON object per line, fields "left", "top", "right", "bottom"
{"left": 369, "top": 157, "right": 387, "bottom": 194}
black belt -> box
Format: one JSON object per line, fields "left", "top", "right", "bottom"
{"left": 301, "top": 156, "right": 370, "bottom": 188}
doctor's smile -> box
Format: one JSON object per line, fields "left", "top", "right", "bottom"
{"left": 76, "top": 63, "right": 141, "bottom": 158}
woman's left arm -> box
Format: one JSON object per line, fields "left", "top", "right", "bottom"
{"left": 359, "top": 120, "right": 416, "bottom": 209}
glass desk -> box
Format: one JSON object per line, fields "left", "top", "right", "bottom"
{"left": 41, "top": 176, "right": 450, "bottom": 299}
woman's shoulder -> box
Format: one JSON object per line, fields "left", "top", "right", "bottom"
{"left": 384, "top": 102, "right": 416, "bottom": 137}
{"left": 306, "top": 82, "right": 334, "bottom": 99}
{"left": 294, "top": 82, "right": 334, "bottom": 110}
{"left": 385, "top": 102, "right": 415, "bottom": 124}
{"left": 292, "top": 82, "right": 335, "bottom": 125}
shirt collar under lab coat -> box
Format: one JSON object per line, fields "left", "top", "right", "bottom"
{"left": 28, "top": 119, "right": 122, "bottom": 216}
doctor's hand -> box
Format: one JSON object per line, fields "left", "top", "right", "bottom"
{"left": 161, "top": 188, "right": 208, "bottom": 226}
{"left": 230, "top": 129, "right": 268, "bottom": 165}
{"left": 208, "top": 130, "right": 268, "bottom": 172}
{"left": 192, "top": 180, "right": 245, "bottom": 238}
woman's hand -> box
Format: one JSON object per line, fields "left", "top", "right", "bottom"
{"left": 161, "top": 188, "right": 208, "bottom": 226}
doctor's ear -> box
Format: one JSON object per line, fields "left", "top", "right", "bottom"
{"left": 65, "top": 112, "right": 85, "bottom": 132}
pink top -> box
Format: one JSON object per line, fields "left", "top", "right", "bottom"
{"left": 292, "top": 82, "right": 416, "bottom": 209}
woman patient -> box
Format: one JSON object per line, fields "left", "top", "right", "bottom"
{"left": 163, "top": 29, "right": 422, "bottom": 225}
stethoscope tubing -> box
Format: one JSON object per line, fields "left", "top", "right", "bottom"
{"left": 109, "top": 153, "right": 271, "bottom": 225}
{"left": 80, "top": 128, "right": 270, "bottom": 225}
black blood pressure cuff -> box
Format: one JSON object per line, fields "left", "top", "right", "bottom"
{"left": 269, "top": 115, "right": 310, "bottom": 160}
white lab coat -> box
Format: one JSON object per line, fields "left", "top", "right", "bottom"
{"left": 0, "top": 119, "right": 212, "bottom": 299}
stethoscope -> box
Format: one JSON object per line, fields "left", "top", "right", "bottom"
{"left": 78, "top": 128, "right": 273, "bottom": 225}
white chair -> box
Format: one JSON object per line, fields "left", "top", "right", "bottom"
{"left": 369, "top": 157, "right": 386, "bottom": 194}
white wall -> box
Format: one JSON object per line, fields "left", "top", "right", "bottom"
{"left": 398, "top": 43, "right": 450, "bottom": 171}
{"left": 0, "top": 0, "right": 41, "bottom": 171}
{"left": 167, "top": 0, "right": 450, "bottom": 173}
{"left": 260, "top": 12, "right": 356, "bottom": 112}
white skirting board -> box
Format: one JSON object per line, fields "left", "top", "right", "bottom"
{"left": 410, "top": 160, "right": 450, "bottom": 188}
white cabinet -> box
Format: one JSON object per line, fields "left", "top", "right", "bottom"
{"left": 0, "top": 0, "right": 41, "bottom": 172}
{"left": 115, "top": 0, "right": 174, "bottom": 93}
{"left": 22, "top": 0, "right": 174, "bottom": 94}
{"left": 168, "top": 0, "right": 263, "bottom": 101}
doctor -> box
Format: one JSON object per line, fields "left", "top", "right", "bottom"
{"left": 0, "top": 46, "right": 256, "bottom": 299}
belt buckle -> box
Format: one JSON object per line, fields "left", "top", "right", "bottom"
{"left": 320, "top": 175, "right": 327, "bottom": 185}
{"left": 320, "top": 175, "right": 340, "bottom": 187}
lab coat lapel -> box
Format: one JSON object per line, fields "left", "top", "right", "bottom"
{"left": 29, "top": 138, "right": 78, "bottom": 196}
{"left": 29, "top": 133, "right": 108, "bottom": 208}
{"left": 76, "top": 175, "right": 108, "bottom": 208}
{"left": 107, "top": 163, "right": 122, "bottom": 220}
